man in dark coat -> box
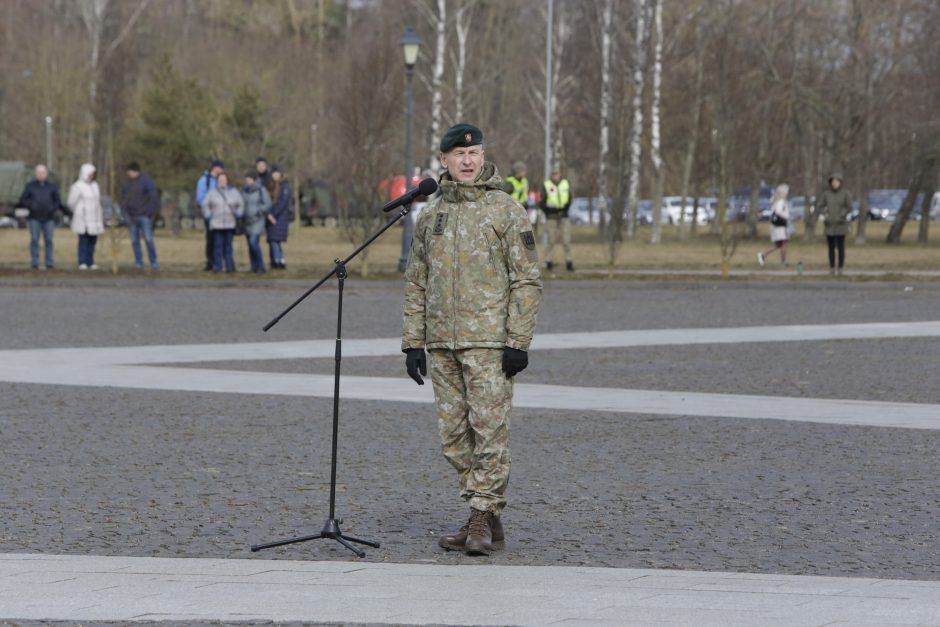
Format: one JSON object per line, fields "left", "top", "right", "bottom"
{"left": 266, "top": 164, "right": 292, "bottom": 269}
{"left": 120, "top": 161, "right": 160, "bottom": 270}
{"left": 17, "top": 164, "right": 63, "bottom": 269}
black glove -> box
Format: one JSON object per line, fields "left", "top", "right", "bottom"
{"left": 404, "top": 348, "right": 427, "bottom": 385}
{"left": 502, "top": 347, "right": 528, "bottom": 378}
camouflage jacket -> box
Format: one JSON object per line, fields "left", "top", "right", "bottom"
{"left": 402, "top": 162, "right": 542, "bottom": 352}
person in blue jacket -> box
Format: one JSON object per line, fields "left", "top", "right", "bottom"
{"left": 195, "top": 159, "right": 224, "bottom": 271}
{"left": 18, "top": 164, "right": 64, "bottom": 270}
{"left": 266, "top": 164, "right": 292, "bottom": 269}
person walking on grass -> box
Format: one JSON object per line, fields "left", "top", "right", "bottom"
{"left": 201, "top": 172, "right": 244, "bottom": 273}
{"left": 67, "top": 163, "right": 104, "bottom": 270}
{"left": 757, "top": 184, "right": 791, "bottom": 268}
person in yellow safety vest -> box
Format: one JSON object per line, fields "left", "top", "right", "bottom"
{"left": 539, "top": 167, "right": 574, "bottom": 272}
{"left": 504, "top": 162, "right": 536, "bottom": 230}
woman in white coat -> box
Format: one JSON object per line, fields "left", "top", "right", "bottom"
{"left": 757, "top": 184, "right": 791, "bottom": 268}
{"left": 68, "top": 163, "right": 105, "bottom": 269}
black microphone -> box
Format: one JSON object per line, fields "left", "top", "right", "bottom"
{"left": 383, "top": 178, "right": 438, "bottom": 212}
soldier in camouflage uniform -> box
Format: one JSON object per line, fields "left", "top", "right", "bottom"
{"left": 402, "top": 123, "right": 542, "bottom": 556}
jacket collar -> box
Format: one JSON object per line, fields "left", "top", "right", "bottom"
{"left": 439, "top": 162, "right": 502, "bottom": 203}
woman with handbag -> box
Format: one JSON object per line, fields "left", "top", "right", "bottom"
{"left": 201, "top": 171, "right": 244, "bottom": 273}
{"left": 757, "top": 184, "right": 791, "bottom": 268}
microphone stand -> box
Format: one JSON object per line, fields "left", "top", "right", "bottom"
{"left": 251, "top": 202, "right": 415, "bottom": 558}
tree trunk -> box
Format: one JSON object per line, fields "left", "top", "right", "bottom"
{"left": 453, "top": 2, "right": 472, "bottom": 122}
{"left": 624, "top": 0, "right": 647, "bottom": 242}
{"left": 649, "top": 0, "right": 664, "bottom": 244}
{"left": 886, "top": 155, "right": 935, "bottom": 244}
{"left": 802, "top": 115, "right": 818, "bottom": 243}
{"left": 677, "top": 33, "right": 704, "bottom": 242}
{"left": 917, "top": 170, "right": 935, "bottom": 245}
{"left": 747, "top": 101, "right": 770, "bottom": 240}
{"left": 426, "top": 0, "right": 446, "bottom": 177}
{"left": 595, "top": 0, "right": 613, "bottom": 233}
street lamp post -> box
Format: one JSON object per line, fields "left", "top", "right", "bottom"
{"left": 44, "top": 116, "right": 54, "bottom": 173}
{"left": 398, "top": 27, "right": 422, "bottom": 273}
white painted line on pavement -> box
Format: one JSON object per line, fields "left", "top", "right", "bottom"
{"left": 2, "top": 364, "right": 937, "bottom": 430}
{"left": 1, "top": 553, "right": 939, "bottom": 625}
{"left": 3, "top": 320, "right": 939, "bottom": 365}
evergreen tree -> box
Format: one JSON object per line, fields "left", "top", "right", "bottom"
{"left": 124, "top": 53, "right": 217, "bottom": 192}
{"left": 221, "top": 83, "right": 273, "bottom": 169}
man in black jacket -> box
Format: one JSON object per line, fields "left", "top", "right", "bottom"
{"left": 120, "top": 161, "right": 160, "bottom": 270}
{"left": 17, "top": 164, "right": 63, "bottom": 270}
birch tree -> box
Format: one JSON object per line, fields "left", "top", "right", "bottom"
{"left": 421, "top": 0, "right": 447, "bottom": 176}
{"left": 595, "top": 0, "right": 614, "bottom": 230}
{"left": 450, "top": 0, "right": 475, "bottom": 122}
{"left": 77, "top": 0, "right": 150, "bottom": 163}
{"left": 649, "top": 0, "right": 665, "bottom": 243}
{"left": 677, "top": 20, "right": 707, "bottom": 241}
{"left": 624, "top": 0, "right": 648, "bottom": 242}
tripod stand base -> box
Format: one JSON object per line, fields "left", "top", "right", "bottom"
{"left": 251, "top": 518, "right": 380, "bottom": 558}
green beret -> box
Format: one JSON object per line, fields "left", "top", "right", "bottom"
{"left": 439, "top": 123, "right": 483, "bottom": 152}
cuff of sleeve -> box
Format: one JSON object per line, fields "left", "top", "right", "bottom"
{"left": 401, "top": 342, "right": 426, "bottom": 353}
{"left": 505, "top": 338, "right": 530, "bottom": 351}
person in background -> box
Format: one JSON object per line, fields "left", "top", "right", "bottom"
{"left": 120, "top": 161, "right": 159, "bottom": 270}
{"left": 757, "top": 184, "right": 791, "bottom": 268}
{"left": 816, "top": 172, "right": 853, "bottom": 276}
{"left": 17, "top": 163, "right": 63, "bottom": 270}
{"left": 195, "top": 159, "right": 224, "bottom": 271}
{"left": 201, "top": 171, "right": 244, "bottom": 273}
{"left": 504, "top": 161, "right": 534, "bottom": 226}
{"left": 242, "top": 172, "right": 272, "bottom": 273}
{"left": 266, "top": 164, "right": 292, "bottom": 270}
{"left": 68, "top": 163, "right": 105, "bottom": 270}
{"left": 255, "top": 157, "right": 273, "bottom": 193}
{"left": 540, "top": 167, "right": 574, "bottom": 272}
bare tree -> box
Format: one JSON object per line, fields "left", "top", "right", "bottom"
{"left": 649, "top": 0, "right": 665, "bottom": 243}
{"left": 623, "top": 0, "right": 648, "bottom": 244}
{"left": 595, "top": 0, "right": 614, "bottom": 230}
{"left": 420, "top": 0, "right": 447, "bottom": 176}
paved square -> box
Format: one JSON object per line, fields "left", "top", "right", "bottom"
{"left": 1, "top": 278, "right": 939, "bottom": 625}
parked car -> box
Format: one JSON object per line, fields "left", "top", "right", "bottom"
{"left": 660, "top": 196, "right": 709, "bottom": 225}
{"left": 868, "top": 189, "right": 925, "bottom": 221}
{"left": 931, "top": 192, "right": 940, "bottom": 220}
{"left": 568, "top": 197, "right": 609, "bottom": 225}
{"left": 732, "top": 183, "right": 774, "bottom": 222}
{"left": 788, "top": 196, "right": 814, "bottom": 222}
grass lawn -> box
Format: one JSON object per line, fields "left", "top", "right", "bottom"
{"left": 0, "top": 220, "right": 936, "bottom": 279}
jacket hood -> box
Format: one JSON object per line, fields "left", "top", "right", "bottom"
{"left": 828, "top": 172, "right": 843, "bottom": 185}
{"left": 439, "top": 162, "right": 503, "bottom": 202}
{"left": 79, "top": 163, "right": 96, "bottom": 183}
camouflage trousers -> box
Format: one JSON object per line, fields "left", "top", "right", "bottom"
{"left": 543, "top": 214, "right": 572, "bottom": 263}
{"left": 429, "top": 348, "right": 513, "bottom": 514}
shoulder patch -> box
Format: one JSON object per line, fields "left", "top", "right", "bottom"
{"left": 521, "top": 230, "right": 538, "bottom": 262}
{"left": 433, "top": 212, "right": 448, "bottom": 235}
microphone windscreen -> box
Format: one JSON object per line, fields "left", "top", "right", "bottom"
{"left": 417, "top": 178, "right": 438, "bottom": 196}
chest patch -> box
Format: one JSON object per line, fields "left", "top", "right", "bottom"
{"left": 521, "top": 230, "right": 538, "bottom": 262}
{"left": 433, "top": 212, "right": 448, "bottom": 235}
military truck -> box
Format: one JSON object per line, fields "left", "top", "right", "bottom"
{"left": 0, "top": 161, "right": 34, "bottom": 227}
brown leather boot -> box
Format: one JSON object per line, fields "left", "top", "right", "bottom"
{"left": 465, "top": 508, "right": 495, "bottom": 556}
{"left": 438, "top": 511, "right": 505, "bottom": 552}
